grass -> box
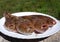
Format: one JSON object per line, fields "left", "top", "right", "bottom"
{"left": 0, "top": 0, "right": 60, "bottom": 19}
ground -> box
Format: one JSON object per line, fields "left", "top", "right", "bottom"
{"left": 0, "top": 0, "right": 60, "bottom": 19}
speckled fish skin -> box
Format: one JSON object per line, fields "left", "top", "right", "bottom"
{"left": 4, "top": 13, "right": 56, "bottom": 35}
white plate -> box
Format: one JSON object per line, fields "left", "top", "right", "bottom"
{"left": 0, "top": 12, "right": 60, "bottom": 39}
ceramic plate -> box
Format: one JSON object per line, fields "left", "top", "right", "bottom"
{"left": 0, "top": 12, "right": 60, "bottom": 39}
